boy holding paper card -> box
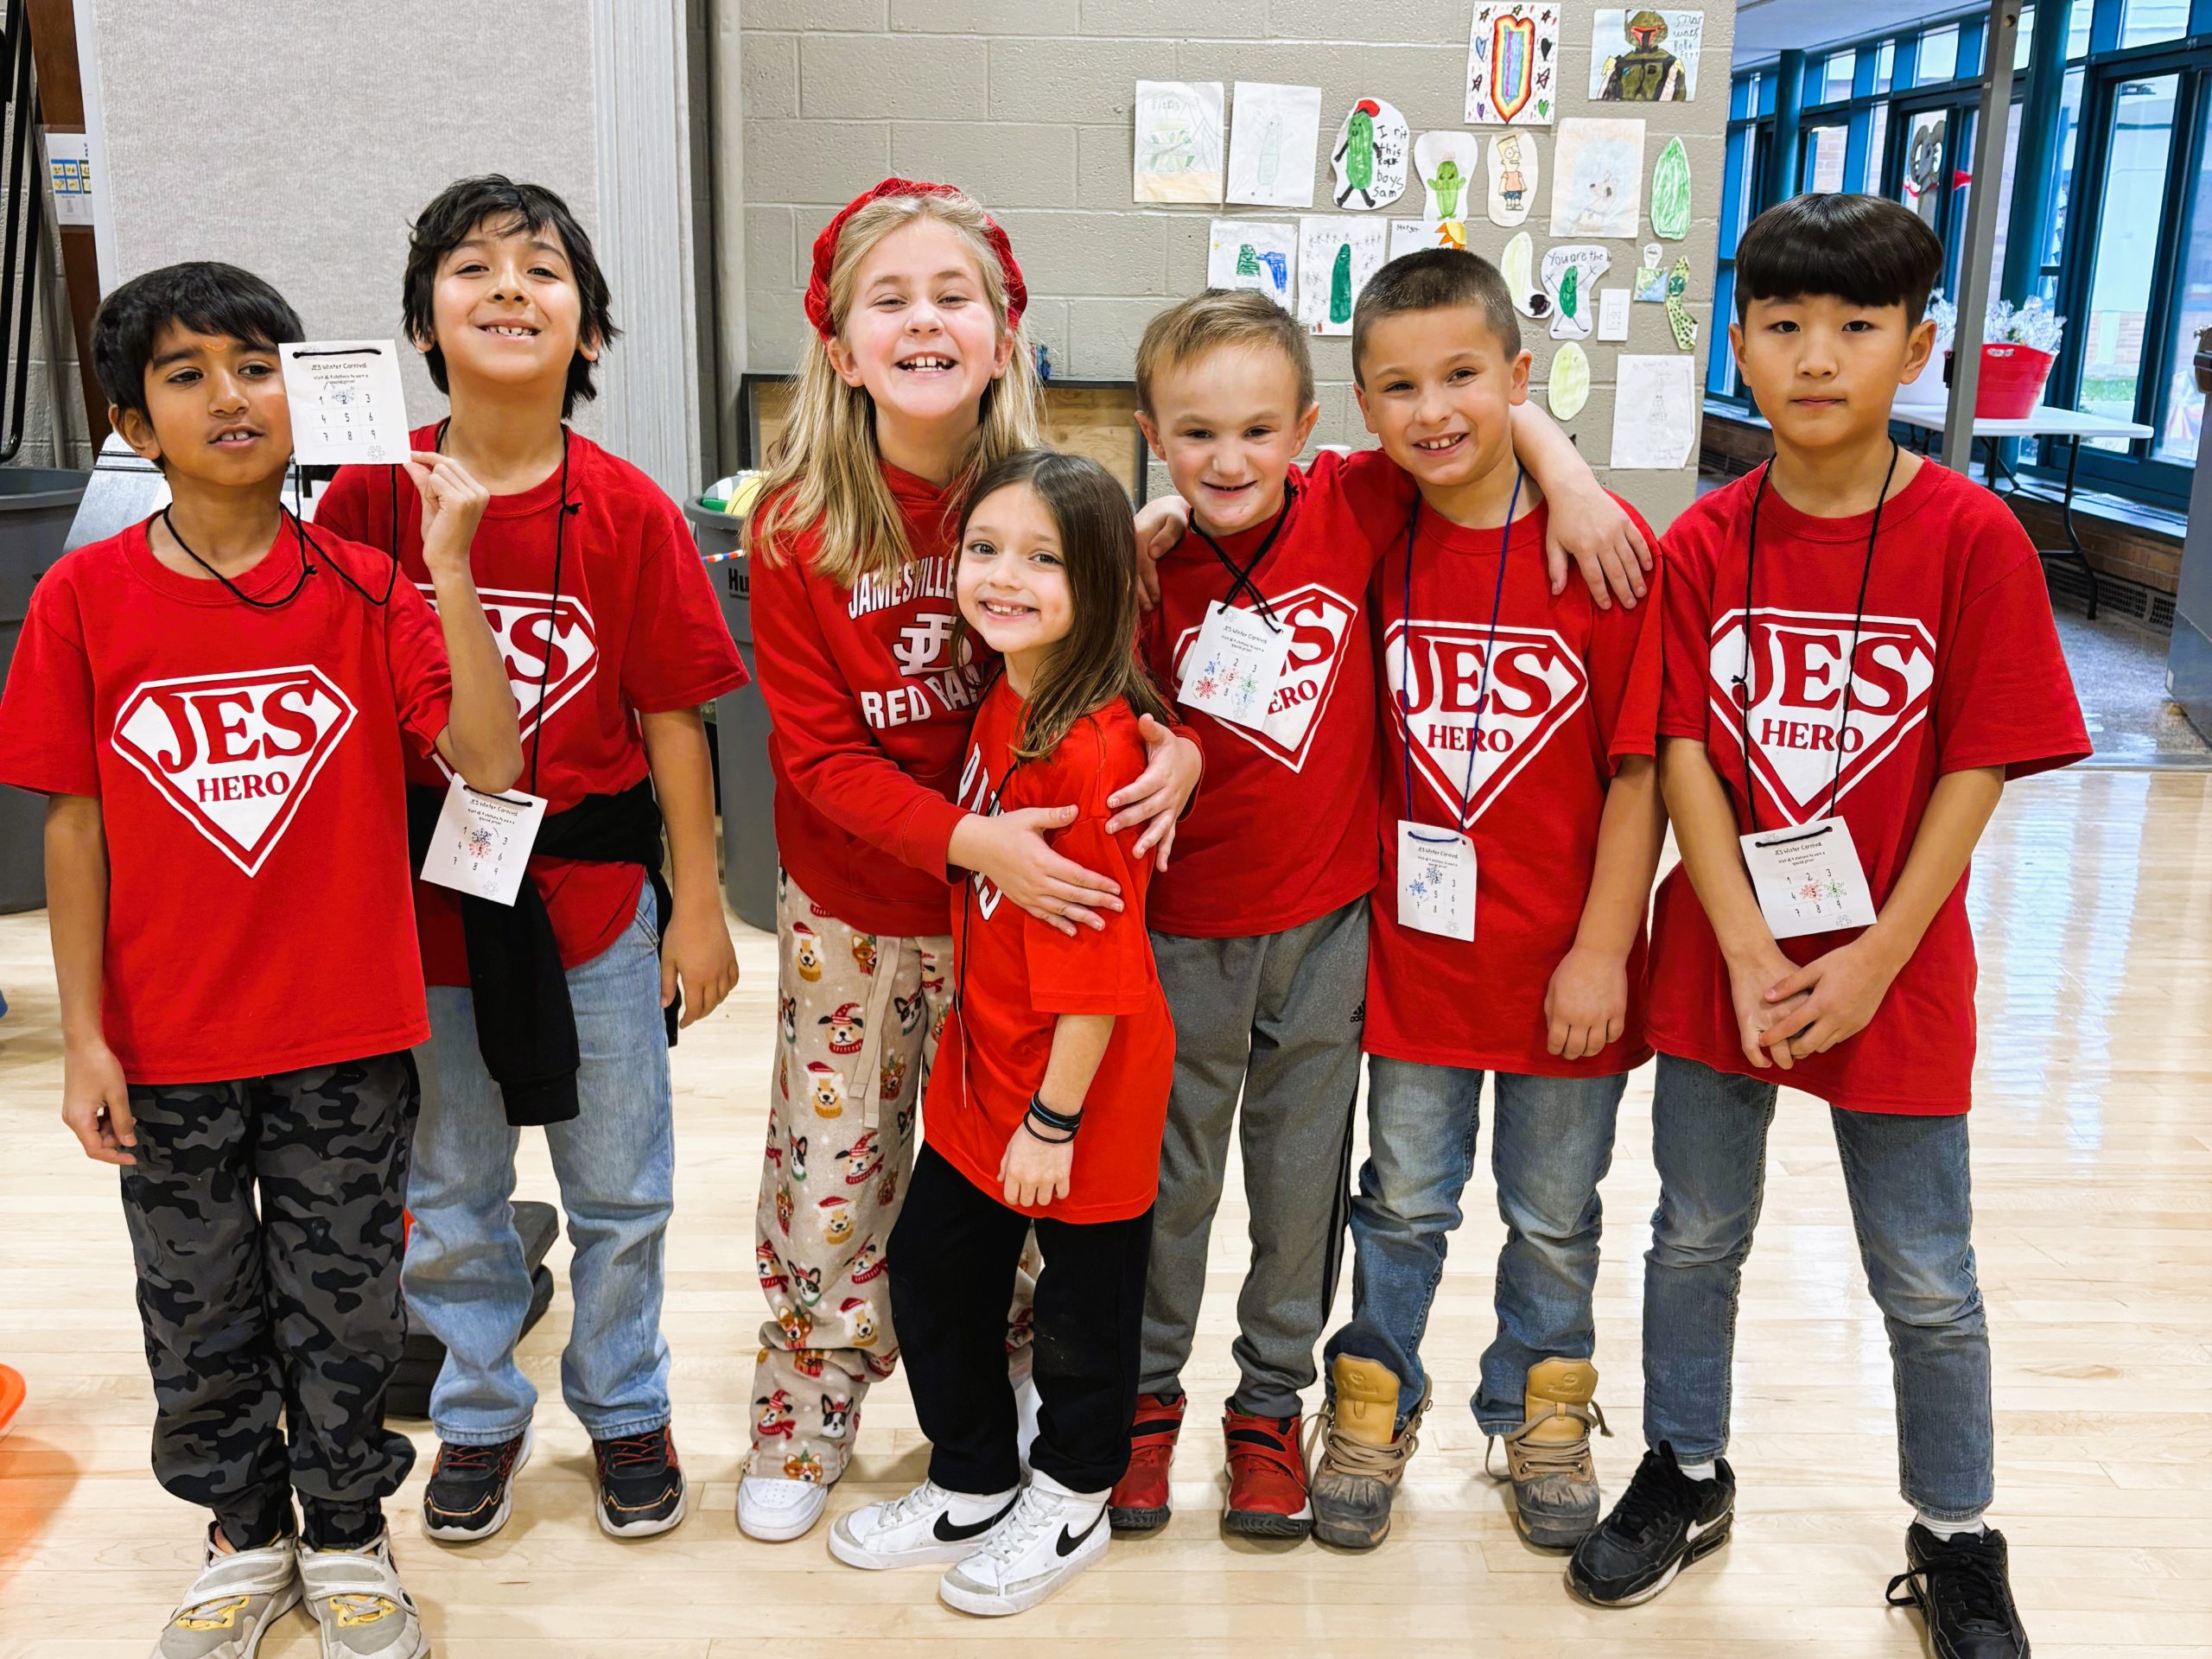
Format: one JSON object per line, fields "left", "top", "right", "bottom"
{"left": 0, "top": 261, "right": 520, "bottom": 1658}
{"left": 1567, "top": 196, "right": 2085, "bottom": 1656}
{"left": 316, "top": 176, "right": 747, "bottom": 1545}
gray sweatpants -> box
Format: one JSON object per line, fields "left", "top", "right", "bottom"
{"left": 1140, "top": 898, "right": 1368, "bottom": 1417}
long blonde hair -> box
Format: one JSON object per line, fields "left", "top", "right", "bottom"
{"left": 749, "top": 190, "right": 1043, "bottom": 588}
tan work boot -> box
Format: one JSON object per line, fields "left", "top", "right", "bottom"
{"left": 1493, "top": 1357, "right": 1609, "bottom": 1549}
{"left": 1310, "top": 1356, "right": 1430, "bottom": 1550}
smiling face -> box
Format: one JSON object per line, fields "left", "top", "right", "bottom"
{"left": 119, "top": 324, "right": 294, "bottom": 488}
{"left": 828, "top": 217, "right": 1014, "bottom": 439}
{"left": 1136, "top": 344, "right": 1319, "bottom": 537}
{"left": 1731, "top": 293, "right": 1936, "bottom": 453}
{"left": 1355, "top": 304, "right": 1529, "bottom": 501}
{"left": 956, "top": 480, "right": 1075, "bottom": 679}
{"left": 422, "top": 217, "right": 594, "bottom": 398}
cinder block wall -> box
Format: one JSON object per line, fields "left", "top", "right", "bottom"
{"left": 733, "top": 0, "right": 1734, "bottom": 526}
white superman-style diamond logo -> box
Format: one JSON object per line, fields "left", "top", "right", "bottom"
{"left": 420, "top": 583, "right": 598, "bottom": 739}
{"left": 1171, "top": 582, "right": 1358, "bottom": 771}
{"left": 1707, "top": 607, "right": 1937, "bottom": 825}
{"left": 1383, "top": 620, "right": 1589, "bottom": 827}
{"left": 111, "top": 666, "right": 357, "bottom": 876}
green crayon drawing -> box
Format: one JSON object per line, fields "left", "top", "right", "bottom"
{"left": 1559, "top": 265, "right": 1580, "bottom": 321}
{"left": 1429, "top": 158, "right": 1465, "bottom": 219}
{"left": 1237, "top": 243, "right": 1261, "bottom": 277}
{"left": 1650, "top": 136, "right": 1692, "bottom": 240}
{"left": 1331, "top": 241, "right": 1354, "bottom": 323}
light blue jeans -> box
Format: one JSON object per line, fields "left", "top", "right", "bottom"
{"left": 1643, "top": 1054, "right": 1993, "bottom": 1521}
{"left": 404, "top": 882, "right": 676, "bottom": 1446}
{"left": 1327, "top": 1057, "right": 1624, "bottom": 1434}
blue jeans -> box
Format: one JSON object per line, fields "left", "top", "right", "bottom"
{"left": 1327, "top": 1057, "right": 1624, "bottom": 1433}
{"left": 1643, "top": 1054, "right": 1993, "bottom": 1521}
{"left": 404, "top": 882, "right": 676, "bottom": 1446}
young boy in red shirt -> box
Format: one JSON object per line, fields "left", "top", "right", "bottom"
{"left": 315, "top": 177, "right": 747, "bottom": 1543}
{"left": 1567, "top": 196, "right": 2086, "bottom": 1659}
{"left": 1304, "top": 251, "right": 1667, "bottom": 1554}
{"left": 0, "top": 262, "right": 521, "bottom": 1659}
{"left": 1112, "top": 289, "right": 1647, "bottom": 1536}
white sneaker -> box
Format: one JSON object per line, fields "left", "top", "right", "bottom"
{"left": 737, "top": 1474, "right": 829, "bottom": 1542}
{"left": 296, "top": 1533, "right": 428, "bottom": 1659}
{"left": 151, "top": 1529, "right": 301, "bottom": 1659}
{"left": 938, "top": 1472, "right": 1109, "bottom": 1617}
{"left": 829, "top": 1479, "right": 1020, "bottom": 1570}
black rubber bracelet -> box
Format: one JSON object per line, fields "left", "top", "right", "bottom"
{"left": 1028, "top": 1092, "right": 1084, "bottom": 1132}
{"left": 1022, "top": 1116, "right": 1077, "bottom": 1145}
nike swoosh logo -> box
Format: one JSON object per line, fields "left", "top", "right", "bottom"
{"left": 934, "top": 1497, "right": 1016, "bottom": 1543}
{"left": 1056, "top": 1510, "right": 1105, "bottom": 1556}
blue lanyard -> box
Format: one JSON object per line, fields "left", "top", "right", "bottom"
{"left": 1398, "top": 467, "right": 1522, "bottom": 843}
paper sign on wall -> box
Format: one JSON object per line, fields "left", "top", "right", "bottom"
{"left": 1207, "top": 219, "right": 1297, "bottom": 310}
{"left": 1650, "top": 135, "right": 1693, "bottom": 239}
{"left": 1414, "top": 130, "right": 1480, "bottom": 220}
{"left": 1332, "top": 98, "right": 1410, "bottom": 210}
{"left": 1548, "top": 340, "right": 1592, "bottom": 420}
{"left": 1135, "top": 80, "right": 1226, "bottom": 203}
{"left": 280, "top": 341, "right": 411, "bottom": 466}
{"left": 1228, "top": 82, "right": 1324, "bottom": 208}
{"left": 1590, "top": 9, "right": 1704, "bottom": 101}
{"left": 1549, "top": 117, "right": 1646, "bottom": 239}
{"left": 43, "top": 131, "right": 94, "bottom": 226}
{"left": 1486, "top": 131, "right": 1539, "bottom": 226}
{"left": 1501, "top": 231, "right": 1548, "bottom": 319}
{"left": 1296, "top": 215, "right": 1389, "bottom": 335}
{"left": 1633, "top": 243, "right": 1669, "bottom": 300}
{"left": 1598, "top": 287, "right": 1631, "bottom": 340}
{"left": 1541, "top": 245, "right": 1611, "bottom": 340}
{"left": 1389, "top": 218, "right": 1468, "bottom": 261}
{"left": 1610, "top": 353, "right": 1698, "bottom": 469}
{"left": 1466, "top": 3, "right": 1561, "bottom": 126}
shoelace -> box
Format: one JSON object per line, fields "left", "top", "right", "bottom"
{"left": 1314, "top": 1398, "right": 1425, "bottom": 1481}
{"left": 1487, "top": 1396, "right": 1612, "bottom": 1481}
{"left": 600, "top": 1432, "right": 671, "bottom": 1473}
{"left": 974, "top": 1486, "right": 1065, "bottom": 1565}
{"left": 434, "top": 1440, "right": 507, "bottom": 1476}
{"left": 1606, "top": 1451, "right": 1697, "bottom": 1541}
{"left": 1886, "top": 1535, "right": 2014, "bottom": 1632}
{"left": 874, "top": 1480, "right": 954, "bottom": 1529}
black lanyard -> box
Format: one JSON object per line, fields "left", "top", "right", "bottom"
{"left": 1737, "top": 441, "right": 1898, "bottom": 834}
{"left": 1397, "top": 467, "right": 1522, "bottom": 843}
{"left": 1187, "top": 480, "right": 1295, "bottom": 632}
{"left": 157, "top": 459, "right": 397, "bottom": 611}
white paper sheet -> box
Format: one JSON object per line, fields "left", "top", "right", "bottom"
{"left": 1485, "top": 130, "right": 1540, "bottom": 226}
{"left": 1598, "top": 287, "right": 1631, "bottom": 340}
{"left": 1388, "top": 219, "right": 1468, "bottom": 260}
{"left": 1296, "top": 215, "right": 1389, "bottom": 335}
{"left": 1135, "top": 80, "right": 1226, "bottom": 203}
{"left": 1541, "top": 244, "right": 1611, "bottom": 340}
{"left": 1227, "top": 82, "right": 1323, "bottom": 207}
{"left": 1414, "top": 130, "right": 1480, "bottom": 220}
{"left": 1548, "top": 117, "right": 1647, "bottom": 240}
{"left": 1207, "top": 219, "right": 1297, "bottom": 309}
{"left": 1330, "top": 98, "right": 1410, "bottom": 211}
{"left": 1466, "top": 3, "right": 1562, "bottom": 126}
{"left": 1609, "top": 353, "right": 1699, "bottom": 469}
{"left": 1589, "top": 9, "right": 1704, "bottom": 101}
{"left": 279, "top": 341, "right": 411, "bottom": 466}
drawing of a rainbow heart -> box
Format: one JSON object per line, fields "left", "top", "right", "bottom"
{"left": 1490, "top": 14, "right": 1536, "bottom": 122}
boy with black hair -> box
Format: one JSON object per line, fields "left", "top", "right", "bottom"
{"left": 316, "top": 175, "right": 747, "bottom": 1545}
{"left": 1567, "top": 195, "right": 2085, "bottom": 1659}
{"left": 0, "top": 260, "right": 521, "bottom": 1659}
{"left": 1305, "top": 250, "right": 1667, "bottom": 1554}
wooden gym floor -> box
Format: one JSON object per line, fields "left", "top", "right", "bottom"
{"left": 2, "top": 767, "right": 2209, "bottom": 1656}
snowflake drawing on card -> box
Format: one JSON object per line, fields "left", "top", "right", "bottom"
{"left": 467, "top": 826, "right": 496, "bottom": 859}
{"left": 1409, "top": 874, "right": 1431, "bottom": 900}
{"left": 1799, "top": 880, "right": 1823, "bottom": 901}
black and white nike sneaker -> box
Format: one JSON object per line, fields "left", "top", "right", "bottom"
{"left": 1885, "top": 1522, "right": 2031, "bottom": 1658}
{"left": 938, "top": 1471, "right": 1110, "bottom": 1617}
{"left": 1567, "top": 1443, "right": 1735, "bottom": 1607}
{"left": 828, "top": 1478, "right": 1020, "bottom": 1570}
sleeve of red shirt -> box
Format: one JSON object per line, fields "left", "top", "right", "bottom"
{"left": 749, "top": 531, "right": 968, "bottom": 878}
{"left": 0, "top": 569, "right": 100, "bottom": 797}
{"left": 1022, "top": 722, "right": 1159, "bottom": 1018}
{"left": 380, "top": 569, "right": 454, "bottom": 755}
{"left": 620, "top": 498, "right": 750, "bottom": 714}
{"left": 1325, "top": 446, "right": 1421, "bottom": 563}
{"left": 1591, "top": 505, "right": 1666, "bottom": 768}
{"left": 1656, "top": 517, "right": 1719, "bottom": 742}
{"left": 1934, "top": 536, "right": 2092, "bottom": 780}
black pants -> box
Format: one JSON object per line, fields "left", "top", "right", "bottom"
{"left": 890, "top": 1144, "right": 1154, "bottom": 1495}
{"left": 121, "top": 1052, "right": 419, "bottom": 1550}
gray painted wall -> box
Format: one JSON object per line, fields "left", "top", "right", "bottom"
{"left": 730, "top": 0, "right": 1734, "bottom": 525}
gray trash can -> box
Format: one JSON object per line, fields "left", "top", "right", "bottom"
{"left": 1, "top": 467, "right": 93, "bottom": 912}
{"left": 684, "top": 499, "right": 776, "bottom": 931}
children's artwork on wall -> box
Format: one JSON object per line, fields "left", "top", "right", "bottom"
{"left": 1297, "top": 215, "right": 1389, "bottom": 334}
{"left": 1414, "top": 130, "right": 1479, "bottom": 220}
{"left": 1389, "top": 219, "right": 1470, "bottom": 259}
{"left": 1632, "top": 242, "right": 1668, "bottom": 299}
{"left": 1650, "top": 135, "right": 1692, "bottom": 239}
{"left": 1598, "top": 287, "right": 1631, "bottom": 340}
{"left": 1331, "top": 98, "right": 1410, "bottom": 210}
{"left": 1590, "top": 10, "right": 1702, "bottom": 101}
{"left": 1486, "top": 131, "right": 1539, "bottom": 226}
{"left": 1541, "top": 244, "right": 1611, "bottom": 340}
{"left": 1663, "top": 255, "right": 1699, "bottom": 349}
{"left": 1549, "top": 117, "right": 1646, "bottom": 239}
{"left": 1610, "top": 353, "right": 1698, "bottom": 468}
{"left": 1500, "top": 230, "right": 1550, "bottom": 319}
{"left": 1207, "top": 219, "right": 1297, "bottom": 309}
{"left": 1466, "top": 3, "right": 1561, "bottom": 127}
{"left": 1548, "top": 340, "right": 1592, "bottom": 419}
{"left": 1903, "top": 111, "right": 1947, "bottom": 227}
{"left": 1134, "top": 80, "right": 1226, "bottom": 203}
{"left": 1227, "top": 82, "right": 1324, "bottom": 208}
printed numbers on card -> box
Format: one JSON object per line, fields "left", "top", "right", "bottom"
{"left": 421, "top": 775, "right": 548, "bottom": 906}
{"left": 1177, "top": 601, "right": 1294, "bottom": 730}
{"left": 1738, "top": 818, "right": 1878, "bottom": 940}
{"left": 1396, "top": 819, "right": 1477, "bottom": 940}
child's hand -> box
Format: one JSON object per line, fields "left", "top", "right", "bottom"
{"left": 1725, "top": 942, "right": 1812, "bottom": 1071}
{"left": 1000, "top": 1124, "right": 1075, "bottom": 1209}
{"left": 61, "top": 1039, "right": 136, "bottom": 1166}
{"left": 1105, "top": 716, "right": 1201, "bottom": 868}
{"left": 1545, "top": 481, "right": 1652, "bottom": 611}
{"left": 405, "top": 451, "right": 492, "bottom": 581}
{"left": 661, "top": 899, "right": 740, "bottom": 1027}
{"left": 1543, "top": 944, "right": 1629, "bottom": 1061}
{"left": 959, "top": 806, "right": 1123, "bottom": 936}
{"left": 1131, "top": 495, "right": 1192, "bottom": 610}
{"left": 1757, "top": 934, "right": 1903, "bottom": 1062}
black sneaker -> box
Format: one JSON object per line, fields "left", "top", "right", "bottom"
{"left": 594, "top": 1427, "right": 689, "bottom": 1538}
{"left": 1567, "top": 1443, "right": 1734, "bottom": 1606}
{"left": 1886, "top": 1522, "right": 2031, "bottom": 1658}
{"left": 423, "top": 1427, "right": 532, "bottom": 1542}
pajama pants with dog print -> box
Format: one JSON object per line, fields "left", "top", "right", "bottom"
{"left": 747, "top": 868, "right": 1033, "bottom": 1484}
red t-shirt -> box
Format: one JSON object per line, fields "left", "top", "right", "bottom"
{"left": 1647, "top": 461, "right": 2090, "bottom": 1114}
{"left": 316, "top": 426, "right": 747, "bottom": 985}
{"left": 1139, "top": 448, "right": 1416, "bottom": 938}
{"left": 921, "top": 678, "right": 1176, "bottom": 1223}
{"left": 0, "top": 522, "right": 452, "bottom": 1082}
{"left": 1365, "top": 493, "right": 1665, "bottom": 1075}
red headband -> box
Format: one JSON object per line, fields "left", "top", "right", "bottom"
{"left": 804, "top": 177, "right": 1028, "bottom": 340}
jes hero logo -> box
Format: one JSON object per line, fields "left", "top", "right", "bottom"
{"left": 1170, "top": 583, "right": 1357, "bottom": 770}
{"left": 419, "top": 583, "right": 598, "bottom": 740}
{"left": 111, "top": 667, "right": 358, "bottom": 875}
{"left": 1707, "top": 607, "right": 1937, "bottom": 824}
{"left": 1383, "top": 621, "right": 1588, "bottom": 827}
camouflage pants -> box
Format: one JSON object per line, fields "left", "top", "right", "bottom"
{"left": 120, "top": 1052, "right": 419, "bottom": 1550}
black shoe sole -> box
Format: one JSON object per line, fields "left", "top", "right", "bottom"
{"left": 1223, "top": 1508, "right": 1313, "bottom": 1540}
{"left": 1109, "top": 1504, "right": 1170, "bottom": 1534}
{"left": 1567, "top": 1516, "right": 1732, "bottom": 1608}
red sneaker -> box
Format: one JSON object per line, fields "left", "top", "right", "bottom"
{"left": 1223, "top": 1404, "right": 1313, "bottom": 1538}
{"left": 1109, "top": 1392, "right": 1185, "bottom": 1533}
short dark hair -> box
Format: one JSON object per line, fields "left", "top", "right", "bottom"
{"left": 1733, "top": 193, "right": 1946, "bottom": 328}
{"left": 1352, "top": 249, "right": 1521, "bottom": 384}
{"left": 91, "top": 261, "right": 302, "bottom": 428}
{"left": 1135, "top": 289, "right": 1315, "bottom": 415}
{"left": 402, "top": 175, "right": 619, "bottom": 416}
